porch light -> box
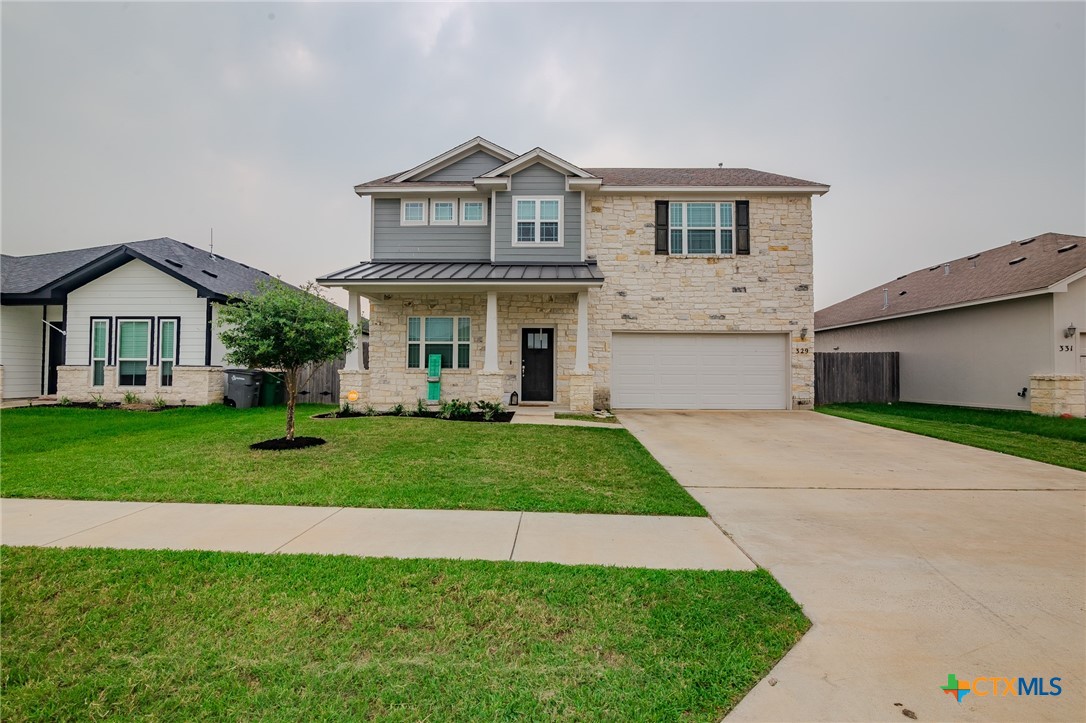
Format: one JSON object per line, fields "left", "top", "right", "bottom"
{"left": 799, "top": 327, "right": 808, "bottom": 340}
{"left": 1065, "top": 325, "right": 1077, "bottom": 338}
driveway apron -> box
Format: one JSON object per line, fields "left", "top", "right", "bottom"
{"left": 620, "top": 410, "right": 1085, "bottom": 722}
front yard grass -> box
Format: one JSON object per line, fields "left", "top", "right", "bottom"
{"left": 817, "top": 402, "right": 1086, "bottom": 471}
{"left": 0, "top": 405, "right": 704, "bottom": 516}
{"left": 555, "top": 412, "right": 620, "bottom": 424}
{"left": 0, "top": 546, "right": 807, "bottom": 721}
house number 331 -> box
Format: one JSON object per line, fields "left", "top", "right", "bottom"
{"left": 1059, "top": 344, "right": 1074, "bottom": 352}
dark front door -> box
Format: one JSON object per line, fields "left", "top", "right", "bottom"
{"left": 521, "top": 328, "right": 554, "bottom": 402}
{"left": 47, "top": 322, "right": 65, "bottom": 395}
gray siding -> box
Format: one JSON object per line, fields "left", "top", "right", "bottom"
{"left": 371, "top": 198, "right": 490, "bottom": 261}
{"left": 494, "top": 163, "right": 582, "bottom": 263}
{"left": 421, "top": 151, "right": 504, "bottom": 181}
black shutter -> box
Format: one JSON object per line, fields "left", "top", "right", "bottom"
{"left": 735, "top": 200, "right": 750, "bottom": 255}
{"left": 655, "top": 200, "right": 669, "bottom": 255}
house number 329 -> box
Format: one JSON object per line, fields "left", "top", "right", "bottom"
{"left": 1059, "top": 345, "right": 1074, "bottom": 352}
{"left": 794, "top": 347, "right": 811, "bottom": 355}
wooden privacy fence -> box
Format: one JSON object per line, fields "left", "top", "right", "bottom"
{"left": 270, "top": 342, "right": 368, "bottom": 405}
{"left": 815, "top": 351, "right": 899, "bottom": 405}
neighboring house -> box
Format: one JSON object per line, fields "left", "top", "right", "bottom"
{"left": 1, "top": 237, "right": 283, "bottom": 405}
{"left": 815, "top": 233, "right": 1086, "bottom": 417}
{"left": 318, "top": 137, "right": 828, "bottom": 412}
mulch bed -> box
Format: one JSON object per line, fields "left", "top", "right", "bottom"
{"left": 55, "top": 402, "right": 179, "bottom": 412}
{"left": 312, "top": 410, "right": 516, "bottom": 423}
{"left": 250, "top": 436, "right": 327, "bottom": 451}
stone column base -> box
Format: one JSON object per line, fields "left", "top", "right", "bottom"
{"left": 338, "top": 369, "right": 369, "bottom": 410}
{"left": 569, "top": 372, "right": 594, "bottom": 413}
{"left": 1030, "top": 375, "right": 1085, "bottom": 417}
{"left": 477, "top": 370, "right": 504, "bottom": 402}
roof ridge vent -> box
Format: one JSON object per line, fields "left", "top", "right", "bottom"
{"left": 164, "top": 258, "right": 183, "bottom": 268}
{"left": 1008, "top": 256, "right": 1026, "bottom": 265}
{"left": 1057, "top": 243, "right": 1078, "bottom": 253}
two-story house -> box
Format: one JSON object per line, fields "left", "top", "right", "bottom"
{"left": 318, "top": 137, "right": 828, "bottom": 412}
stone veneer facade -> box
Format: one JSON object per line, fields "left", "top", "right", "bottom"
{"left": 1029, "top": 374, "right": 1086, "bottom": 418}
{"left": 340, "top": 191, "right": 815, "bottom": 412}
{"left": 584, "top": 193, "right": 814, "bottom": 409}
{"left": 56, "top": 365, "right": 225, "bottom": 406}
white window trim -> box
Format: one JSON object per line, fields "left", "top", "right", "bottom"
{"left": 116, "top": 319, "right": 151, "bottom": 386}
{"left": 430, "top": 198, "right": 458, "bottom": 226}
{"left": 91, "top": 319, "right": 109, "bottom": 387}
{"left": 460, "top": 198, "right": 487, "bottom": 226}
{"left": 158, "top": 318, "right": 178, "bottom": 386}
{"left": 512, "top": 195, "right": 564, "bottom": 247}
{"left": 401, "top": 199, "right": 428, "bottom": 226}
{"left": 668, "top": 201, "right": 736, "bottom": 256}
{"left": 407, "top": 315, "right": 472, "bottom": 370}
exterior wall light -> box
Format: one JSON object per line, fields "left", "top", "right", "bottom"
{"left": 1065, "top": 325, "right": 1077, "bottom": 338}
{"left": 800, "top": 327, "right": 809, "bottom": 340}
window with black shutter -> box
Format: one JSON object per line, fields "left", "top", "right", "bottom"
{"left": 735, "top": 200, "right": 750, "bottom": 255}
{"left": 655, "top": 200, "right": 669, "bottom": 255}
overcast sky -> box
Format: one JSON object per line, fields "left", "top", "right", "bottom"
{"left": 3, "top": 1, "right": 1083, "bottom": 309}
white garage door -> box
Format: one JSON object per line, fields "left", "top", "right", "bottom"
{"left": 611, "top": 333, "right": 789, "bottom": 409}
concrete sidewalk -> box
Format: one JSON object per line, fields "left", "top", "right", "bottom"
{"left": 0, "top": 498, "right": 754, "bottom": 571}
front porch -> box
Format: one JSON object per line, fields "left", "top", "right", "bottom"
{"left": 338, "top": 289, "right": 596, "bottom": 412}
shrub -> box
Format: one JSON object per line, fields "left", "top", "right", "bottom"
{"left": 416, "top": 398, "right": 428, "bottom": 416}
{"left": 438, "top": 399, "right": 473, "bottom": 420}
{"left": 123, "top": 391, "right": 141, "bottom": 405}
{"left": 91, "top": 394, "right": 107, "bottom": 409}
{"left": 57, "top": 396, "right": 72, "bottom": 407}
{"left": 388, "top": 403, "right": 406, "bottom": 416}
{"left": 475, "top": 400, "right": 505, "bottom": 422}
{"left": 363, "top": 405, "right": 378, "bottom": 417}
{"left": 340, "top": 402, "right": 353, "bottom": 416}
{"left": 151, "top": 395, "right": 168, "bottom": 409}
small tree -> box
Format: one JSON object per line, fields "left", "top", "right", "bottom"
{"left": 217, "top": 280, "right": 363, "bottom": 441}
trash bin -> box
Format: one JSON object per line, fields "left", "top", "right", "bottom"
{"left": 260, "top": 371, "right": 287, "bottom": 406}
{"left": 224, "top": 369, "right": 263, "bottom": 409}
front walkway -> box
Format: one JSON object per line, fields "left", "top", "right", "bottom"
{"left": 620, "top": 410, "right": 1085, "bottom": 723}
{"left": 0, "top": 498, "right": 753, "bottom": 571}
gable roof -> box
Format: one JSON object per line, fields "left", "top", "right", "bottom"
{"left": 2, "top": 237, "right": 280, "bottom": 303}
{"left": 479, "top": 147, "right": 595, "bottom": 179}
{"left": 815, "top": 232, "right": 1086, "bottom": 331}
{"left": 392, "top": 136, "right": 517, "bottom": 183}
{"left": 353, "top": 137, "right": 829, "bottom": 194}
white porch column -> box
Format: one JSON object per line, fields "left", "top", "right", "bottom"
{"left": 575, "top": 290, "right": 589, "bottom": 373}
{"left": 484, "top": 291, "right": 499, "bottom": 372}
{"left": 346, "top": 290, "right": 363, "bottom": 371}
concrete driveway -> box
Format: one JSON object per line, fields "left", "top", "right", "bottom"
{"left": 620, "top": 411, "right": 1085, "bottom": 722}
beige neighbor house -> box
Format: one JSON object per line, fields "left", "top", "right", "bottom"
{"left": 815, "top": 233, "right": 1086, "bottom": 417}
{"left": 0, "top": 238, "right": 284, "bottom": 405}
{"left": 318, "top": 137, "right": 829, "bottom": 412}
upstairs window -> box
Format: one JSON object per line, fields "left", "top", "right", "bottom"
{"left": 117, "top": 319, "right": 150, "bottom": 386}
{"left": 431, "top": 200, "right": 457, "bottom": 225}
{"left": 461, "top": 200, "right": 486, "bottom": 225}
{"left": 407, "top": 316, "right": 471, "bottom": 370}
{"left": 669, "top": 202, "right": 734, "bottom": 255}
{"left": 401, "top": 200, "right": 427, "bottom": 225}
{"left": 514, "top": 197, "right": 562, "bottom": 245}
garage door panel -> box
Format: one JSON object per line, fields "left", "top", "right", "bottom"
{"left": 612, "top": 333, "right": 787, "bottom": 410}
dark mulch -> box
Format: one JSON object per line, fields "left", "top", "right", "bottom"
{"left": 313, "top": 410, "right": 516, "bottom": 423}
{"left": 56, "top": 402, "right": 180, "bottom": 412}
{"left": 250, "top": 436, "right": 327, "bottom": 451}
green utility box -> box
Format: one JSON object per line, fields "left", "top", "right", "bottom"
{"left": 427, "top": 354, "right": 442, "bottom": 403}
{"left": 259, "top": 371, "right": 287, "bottom": 406}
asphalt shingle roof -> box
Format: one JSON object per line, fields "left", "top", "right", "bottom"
{"left": 1, "top": 237, "right": 277, "bottom": 299}
{"left": 815, "top": 232, "right": 1086, "bottom": 330}
{"left": 583, "top": 168, "right": 826, "bottom": 187}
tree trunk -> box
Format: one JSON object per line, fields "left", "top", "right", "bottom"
{"left": 284, "top": 367, "right": 299, "bottom": 440}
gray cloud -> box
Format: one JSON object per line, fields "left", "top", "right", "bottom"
{"left": 3, "top": 2, "right": 1083, "bottom": 309}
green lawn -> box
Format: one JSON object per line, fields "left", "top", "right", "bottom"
{"left": 555, "top": 413, "right": 620, "bottom": 424}
{"left": 0, "top": 405, "right": 703, "bottom": 516}
{"left": 1, "top": 547, "right": 808, "bottom": 722}
{"left": 817, "top": 402, "right": 1086, "bottom": 471}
